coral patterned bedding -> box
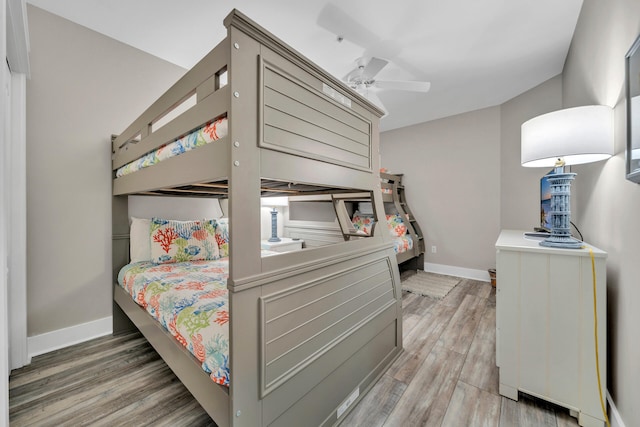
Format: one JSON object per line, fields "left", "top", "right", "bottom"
{"left": 391, "top": 235, "right": 414, "bottom": 254}
{"left": 118, "top": 259, "right": 231, "bottom": 386}
{"left": 115, "top": 117, "right": 228, "bottom": 177}
{"left": 351, "top": 212, "right": 414, "bottom": 254}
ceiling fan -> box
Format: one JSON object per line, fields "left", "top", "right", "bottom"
{"left": 317, "top": 3, "right": 430, "bottom": 115}
{"left": 343, "top": 56, "right": 431, "bottom": 114}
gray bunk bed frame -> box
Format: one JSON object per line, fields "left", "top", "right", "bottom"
{"left": 380, "top": 172, "right": 425, "bottom": 270}
{"left": 111, "top": 9, "right": 402, "bottom": 427}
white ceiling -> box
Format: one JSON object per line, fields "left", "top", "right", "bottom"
{"left": 26, "top": 0, "right": 583, "bottom": 131}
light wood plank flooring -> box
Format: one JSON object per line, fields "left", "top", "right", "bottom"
{"left": 341, "top": 278, "right": 580, "bottom": 427}
{"left": 9, "top": 277, "right": 580, "bottom": 426}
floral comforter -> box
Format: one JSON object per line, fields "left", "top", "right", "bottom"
{"left": 118, "top": 260, "right": 230, "bottom": 386}
{"left": 115, "top": 117, "right": 228, "bottom": 177}
{"left": 392, "top": 235, "right": 414, "bottom": 254}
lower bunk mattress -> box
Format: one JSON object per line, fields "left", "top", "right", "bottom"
{"left": 391, "top": 235, "right": 414, "bottom": 255}
{"left": 118, "top": 260, "right": 230, "bottom": 386}
{"left": 351, "top": 212, "right": 414, "bottom": 255}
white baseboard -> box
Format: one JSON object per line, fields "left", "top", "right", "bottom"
{"left": 27, "top": 316, "right": 112, "bottom": 359}
{"left": 608, "top": 390, "right": 626, "bottom": 427}
{"left": 424, "top": 262, "right": 490, "bottom": 282}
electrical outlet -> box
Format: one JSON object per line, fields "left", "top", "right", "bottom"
{"left": 431, "top": 245, "right": 437, "bottom": 253}
{"left": 337, "top": 387, "right": 360, "bottom": 418}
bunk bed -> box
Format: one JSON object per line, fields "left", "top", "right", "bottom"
{"left": 111, "top": 9, "right": 402, "bottom": 427}
{"left": 379, "top": 172, "right": 425, "bottom": 270}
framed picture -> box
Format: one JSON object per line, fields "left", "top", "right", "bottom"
{"left": 625, "top": 33, "right": 640, "bottom": 183}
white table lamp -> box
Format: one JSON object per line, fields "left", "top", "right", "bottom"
{"left": 261, "top": 197, "right": 289, "bottom": 242}
{"left": 521, "top": 105, "right": 613, "bottom": 248}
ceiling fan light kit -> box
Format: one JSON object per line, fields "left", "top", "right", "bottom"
{"left": 342, "top": 56, "right": 430, "bottom": 114}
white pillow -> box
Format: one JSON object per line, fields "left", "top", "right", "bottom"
{"left": 130, "top": 217, "right": 151, "bottom": 263}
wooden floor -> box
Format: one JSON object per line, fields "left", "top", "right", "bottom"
{"left": 9, "top": 278, "right": 581, "bottom": 427}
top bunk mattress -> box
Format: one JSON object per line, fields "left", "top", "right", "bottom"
{"left": 115, "top": 117, "right": 228, "bottom": 178}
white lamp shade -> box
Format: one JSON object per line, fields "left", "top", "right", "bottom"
{"left": 521, "top": 105, "right": 613, "bottom": 167}
{"left": 260, "top": 196, "right": 289, "bottom": 207}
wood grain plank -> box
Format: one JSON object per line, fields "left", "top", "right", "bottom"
{"left": 401, "top": 290, "right": 419, "bottom": 309}
{"left": 340, "top": 374, "right": 407, "bottom": 427}
{"left": 10, "top": 358, "right": 169, "bottom": 426}
{"left": 459, "top": 305, "right": 499, "bottom": 394}
{"left": 441, "top": 381, "right": 500, "bottom": 427}
{"left": 8, "top": 333, "right": 146, "bottom": 387}
{"left": 499, "top": 396, "right": 521, "bottom": 426}
{"left": 519, "top": 394, "right": 557, "bottom": 426}
{"left": 8, "top": 332, "right": 214, "bottom": 427}
{"left": 391, "top": 303, "right": 457, "bottom": 385}
{"left": 402, "top": 312, "right": 421, "bottom": 336}
{"left": 465, "top": 279, "right": 493, "bottom": 300}
{"left": 385, "top": 342, "right": 465, "bottom": 427}
{"left": 402, "top": 289, "right": 436, "bottom": 316}
{"left": 499, "top": 394, "right": 559, "bottom": 427}
{"left": 9, "top": 343, "right": 159, "bottom": 408}
{"left": 440, "top": 279, "right": 473, "bottom": 308}
{"left": 44, "top": 363, "right": 184, "bottom": 426}
{"left": 439, "top": 294, "right": 486, "bottom": 355}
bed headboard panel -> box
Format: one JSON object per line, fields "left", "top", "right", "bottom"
{"left": 128, "top": 195, "right": 224, "bottom": 220}
{"left": 259, "top": 50, "right": 373, "bottom": 172}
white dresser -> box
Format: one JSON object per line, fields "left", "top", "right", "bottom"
{"left": 260, "top": 237, "right": 303, "bottom": 253}
{"left": 495, "top": 230, "right": 607, "bottom": 427}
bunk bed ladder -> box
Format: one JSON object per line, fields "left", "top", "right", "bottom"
{"left": 382, "top": 172, "right": 425, "bottom": 270}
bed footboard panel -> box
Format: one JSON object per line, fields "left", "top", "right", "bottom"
{"left": 230, "top": 245, "right": 402, "bottom": 426}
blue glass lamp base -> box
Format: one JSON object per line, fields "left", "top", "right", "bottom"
{"left": 540, "top": 235, "right": 583, "bottom": 249}
{"left": 540, "top": 172, "right": 582, "bottom": 249}
{"left": 268, "top": 208, "right": 281, "bottom": 242}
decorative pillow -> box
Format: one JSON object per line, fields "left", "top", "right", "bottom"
{"left": 351, "top": 211, "right": 375, "bottom": 235}
{"left": 130, "top": 217, "right": 152, "bottom": 263}
{"left": 150, "top": 218, "right": 219, "bottom": 264}
{"left": 215, "top": 217, "right": 229, "bottom": 258}
{"left": 386, "top": 214, "right": 407, "bottom": 237}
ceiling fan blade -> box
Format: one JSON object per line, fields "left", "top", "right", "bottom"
{"left": 317, "top": 3, "right": 381, "bottom": 51}
{"left": 374, "top": 80, "right": 431, "bottom": 92}
{"left": 361, "top": 57, "right": 388, "bottom": 80}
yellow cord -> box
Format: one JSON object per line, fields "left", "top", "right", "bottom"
{"left": 587, "top": 246, "right": 611, "bottom": 427}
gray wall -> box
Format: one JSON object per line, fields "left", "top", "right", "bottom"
{"left": 26, "top": 6, "right": 186, "bottom": 336}
{"left": 500, "top": 75, "right": 563, "bottom": 230}
{"left": 562, "top": 0, "right": 640, "bottom": 425}
{"left": 380, "top": 106, "right": 501, "bottom": 271}
{"left": 381, "top": 78, "right": 564, "bottom": 274}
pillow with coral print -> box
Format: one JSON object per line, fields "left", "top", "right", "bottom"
{"left": 215, "top": 217, "right": 229, "bottom": 258}
{"left": 386, "top": 214, "right": 407, "bottom": 237}
{"left": 150, "top": 218, "right": 219, "bottom": 264}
